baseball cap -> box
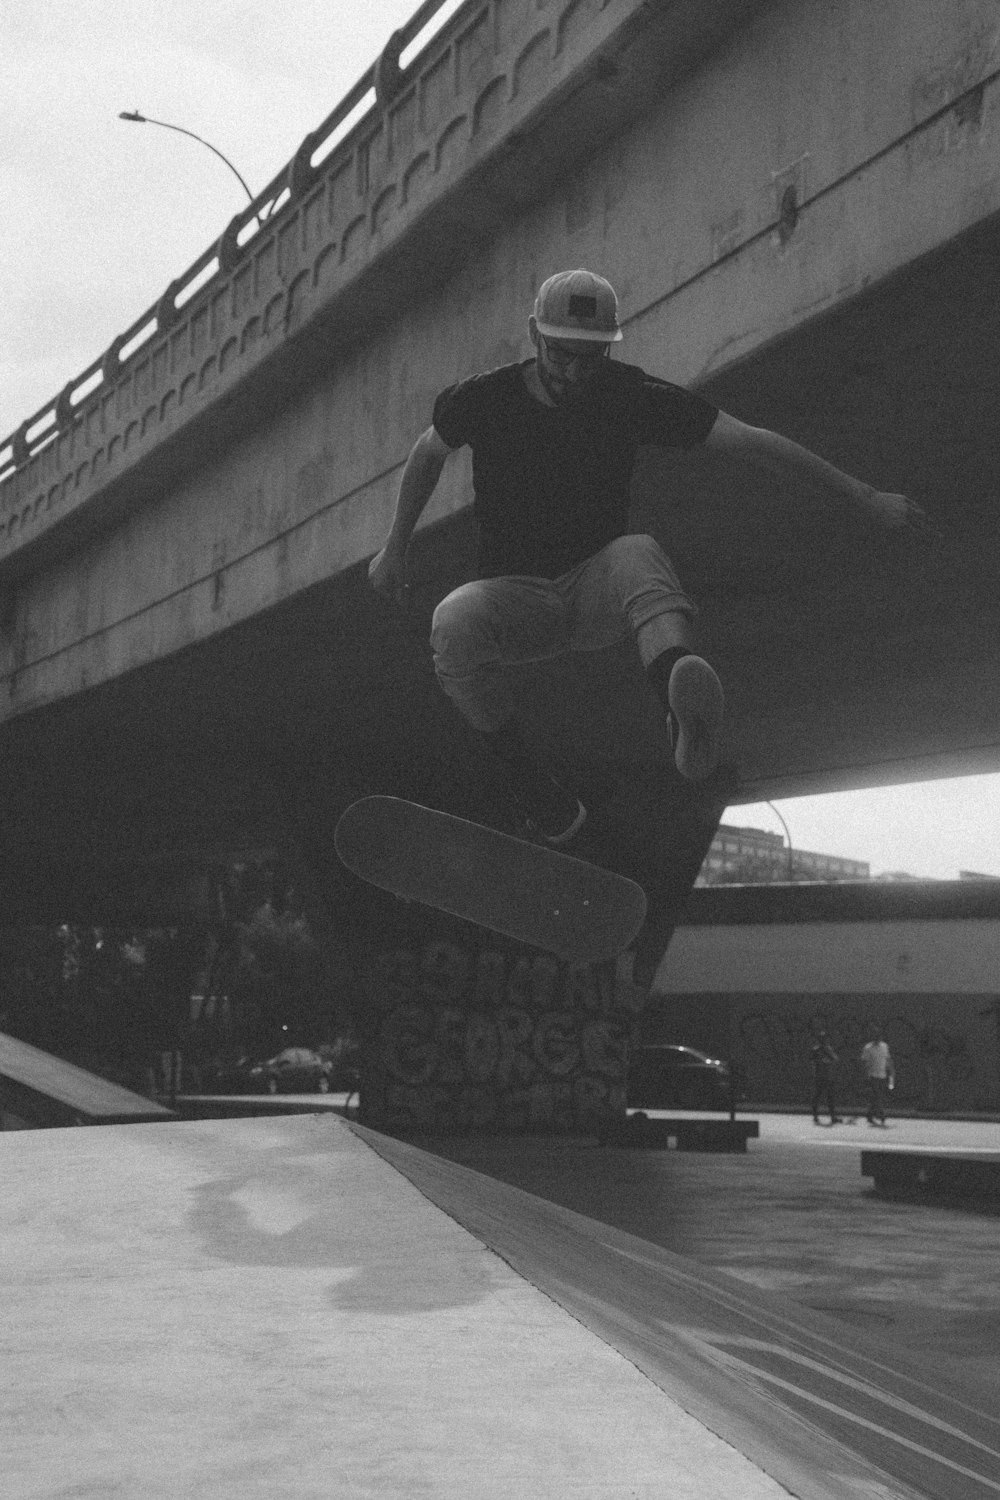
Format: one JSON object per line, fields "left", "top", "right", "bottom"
{"left": 533, "top": 268, "right": 623, "bottom": 342}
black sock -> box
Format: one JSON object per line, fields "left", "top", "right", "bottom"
{"left": 644, "top": 647, "right": 693, "bottom": 712}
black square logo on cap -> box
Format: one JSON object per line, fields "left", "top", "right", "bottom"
{"left": 568, "top": 294, "right": 598, "bottom": 318}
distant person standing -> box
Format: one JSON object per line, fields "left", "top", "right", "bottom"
{"left": 860, "top": 1029, "right": 895, "bottom": 1125}
{"left": 810, "top": 1030, "right": 841, "bottom": 1125}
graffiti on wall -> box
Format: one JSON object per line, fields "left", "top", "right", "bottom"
{"left": 735, "top": 997, "right": 993, "bottom": 1111}
{"left": 360, "top": 939, "right": 644, "bottom": 1133}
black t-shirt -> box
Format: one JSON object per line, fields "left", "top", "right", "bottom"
{"left": 432, "top": 359, "right": 718, "bottom": 578}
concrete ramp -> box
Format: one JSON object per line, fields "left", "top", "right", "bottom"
{"left": 366, "top": 1127, "right": 1000, "bottom": 1500}
{"left": 0, "top": 1029, "right": 173, "bottom": 1126}
{"left": 4, "top": 1113, "right": 997, "bottom": 1499}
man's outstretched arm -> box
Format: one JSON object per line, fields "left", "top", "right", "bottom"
{"left": 368, "top": 425, "right": 454, "bottom": 600}
{"left": 704, "top": 411, "right": 938, "bottom": 536}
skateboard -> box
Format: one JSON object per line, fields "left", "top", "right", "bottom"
{"left": 334, "top": 796, "right": 647, "bottom": 964}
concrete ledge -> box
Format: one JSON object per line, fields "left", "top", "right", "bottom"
{"left": 0, "top": 1031, "right": 174, "bottom": 1127}
{"left": 862, "top": 1149, "right": 1000, "bottom": 1209}
{"left": 599, "top": 1112, "right": 760, "bottom": 1151}
{"left": 172, "top": 1095, "right": 347, "bottom": 1120}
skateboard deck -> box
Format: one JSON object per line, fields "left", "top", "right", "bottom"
{"left": 334, "top": 796, "right": 647, "bottom": 964}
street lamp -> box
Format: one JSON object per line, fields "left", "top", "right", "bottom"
{"left": 118, "top": 111, "right": 256, "bottom": 207}
{"left": 765, "top": 800, "right": 796, "bottom": 881}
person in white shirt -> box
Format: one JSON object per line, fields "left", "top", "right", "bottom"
{"left": 860, "top": 1030, "right": 895, "bottom": 1125}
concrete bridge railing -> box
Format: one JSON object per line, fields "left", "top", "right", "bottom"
{"left": 0, "top": 0, "right": 723, "bottom": 586}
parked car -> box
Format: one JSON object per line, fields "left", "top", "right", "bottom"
{"left": 249, "top": 1047, "right": 334, "bottom": 1094}
{"left": 627, "top": 1044, "right": 732, "bottom": 1109}
{"left": 206, "top": 1055, "right": 258, "bottom": 1094}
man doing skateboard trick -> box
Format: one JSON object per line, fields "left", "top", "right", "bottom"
{"left": 369, "top": 269, "right": 932, "bottom": 844}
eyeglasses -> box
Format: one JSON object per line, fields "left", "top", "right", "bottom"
{"left": 540, "top": 336, "right": 610, "bottom": 370}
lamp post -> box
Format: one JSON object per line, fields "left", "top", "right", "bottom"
{"left": 765, "top": 800, "right": 796, "bottom": 881}
{"left": 118, "top": 111, "right": 257, "bottom": 207}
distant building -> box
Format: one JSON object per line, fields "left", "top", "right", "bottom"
{"left": 697, "top": 823, "right": 870, "bottom": 885}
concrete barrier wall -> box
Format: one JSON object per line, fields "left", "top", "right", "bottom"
{"left": 648, "top": 901, "right": 1000, "bottom": 1111}
{"left": 646, "top": 990, "right": 1000, "bottom": 1114}
{"left": 657, "top": 916, "right": 1000, "bottom": 995}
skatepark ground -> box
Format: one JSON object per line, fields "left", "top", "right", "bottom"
{"left": 4, "top": 1104, "right": 999, "bottom": 1497}
{"left": 414, "top": 1109, "right": 1000, "bottom": 1407}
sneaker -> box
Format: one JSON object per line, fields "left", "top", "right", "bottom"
{"left": 514, "top": 767, "right": 587, "bottom": 846}
{"left": 667, "top": 655, "right": 724, "bottom": 780}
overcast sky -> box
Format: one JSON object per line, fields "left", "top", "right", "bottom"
{"left": 2, "top": 0, "right": 998, "bottom": 879}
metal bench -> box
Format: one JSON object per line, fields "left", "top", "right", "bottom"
{"left": 861, "top": 1150, "right": 1000, "bottom": 1208}
{"left": 601, "top": 1112, "right": 760, "bottom": 1152}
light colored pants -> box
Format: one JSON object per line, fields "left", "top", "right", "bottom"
{"left": 430, "top": 533, "right": 695, "bottom": 732}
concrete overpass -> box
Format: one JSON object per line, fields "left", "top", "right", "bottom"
{"left": 1, "top": 0, "right": 998, "bottom": 917}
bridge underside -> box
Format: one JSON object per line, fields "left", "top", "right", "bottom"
{"left": 2, "top": 216, "right": 997, "bottom": 921}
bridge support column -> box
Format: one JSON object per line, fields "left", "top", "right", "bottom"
{"left": 356, "top": 937, "right": 646, "bottom": 1137}
{"left": 279, "top": 798, "right": 644, "bottom": 1135}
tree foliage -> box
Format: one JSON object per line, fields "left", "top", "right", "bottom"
{"left": 0, "top": 858, "right": 352, "bottom": 1086}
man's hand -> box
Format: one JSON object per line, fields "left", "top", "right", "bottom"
{"left": 860, "top": 490, "right": 941, "bottom": 538}
{"left": 368, "top": 541, "right": 409, "bottom": 604}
